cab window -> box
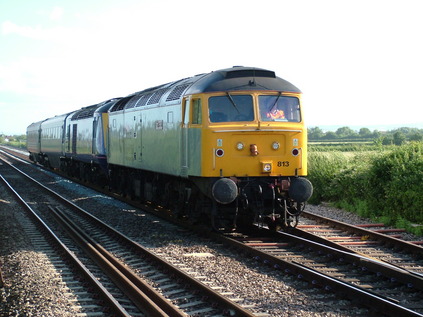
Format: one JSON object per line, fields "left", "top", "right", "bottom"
{"left": 259, "top": 95, "right": 301, "bottom": 122}
{"left": 209, "top": 94, "right": 254, "bottom": 122}
{"left": 192, "top": 98, "right": 202, "bottom": 124}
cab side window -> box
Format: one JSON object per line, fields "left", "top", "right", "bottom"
{"left": 192, "top": 98, "right": 202, "bottom": 124}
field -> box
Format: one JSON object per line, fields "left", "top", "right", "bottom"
{"left": 307, "top": 141, "right": 423, "bottom": 236}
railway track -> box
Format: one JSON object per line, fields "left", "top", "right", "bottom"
{"left": 211, "top": 225, "right": 423, "bottom": 317}
{"left": 0, "top": 154, "right": 256, "bottom": 316}
{"left": 0, "top": 165, "right": 134, "bottom": 316}
{"left": 297, "top": 212, "right": 423, "bottom": 272}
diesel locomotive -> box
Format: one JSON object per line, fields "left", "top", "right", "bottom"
{"left": 27, "top": 66, "right": 313, "bottom": 231}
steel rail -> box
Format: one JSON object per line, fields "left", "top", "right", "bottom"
{"left": 302, "top": 211, "right": 423, "bottom": 254}
{"left": 0, "top": 173, "right": 132, "bottom": 317}
{"left": 291, "top": 226, "right": 423, "bottom": 280}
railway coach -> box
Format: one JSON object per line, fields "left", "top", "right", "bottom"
{"left": 27, "top": 100, "right": 117, "bottom": 183}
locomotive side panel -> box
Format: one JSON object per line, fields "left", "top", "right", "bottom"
{"left": 108, "top": 103, "right": 182, "bottom": 175}
{"left": 132, "top": 103, "right": 186, "bottom": 176}
{"left": 121, "top": 109, "right": 143, "bottom": 165}
{"left": 108, "top": 111, "right": 126, "bottom": 167}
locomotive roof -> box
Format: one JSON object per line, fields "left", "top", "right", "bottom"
{"left": 186, "top": 66, "right": 301, "bottom": 94}
{"left": 113, "top": 67, "right": 300, "bottom": 112}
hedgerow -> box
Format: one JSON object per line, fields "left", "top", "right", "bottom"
{"left": 307, "top": 142, "right": 423, "bottom": 235}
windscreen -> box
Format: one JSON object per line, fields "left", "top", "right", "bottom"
{"left": 259, "top": 95, "right": 301, "bottom": 122}
{"left": 208, "top": 95, "right": 254, "bottom": 122}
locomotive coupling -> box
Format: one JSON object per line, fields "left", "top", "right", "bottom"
{"left": 212, "top": 178, "right": 238, "bottom": 204}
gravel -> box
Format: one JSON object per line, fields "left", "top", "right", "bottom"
{"left": 0, "top": 184, "right": 82, "bottom": 317}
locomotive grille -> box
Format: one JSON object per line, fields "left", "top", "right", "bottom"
{"left": 71, "top": 106, "right": 96, "bottom": 120}
{"left": 110, "top": 96, "right": 132, "bottom": 112}
{"left": 147, "top": 88, "right": 168, "bottom": 105}
{"left": 135, "top": 93, "right": 153, "bottom": 107}
{"left": 166, "top": 83, "right": 190, "bottom": 101}
{"left": 124, "top": 95, "right": 143, "bottom": 109}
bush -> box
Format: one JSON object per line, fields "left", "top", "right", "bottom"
{"left": 307, "top": 152, "right": 347, "bottom": 204}
{"left": 367, "top": 142, "right": 423, "bottom": 223}
{"left": 308, "top": 142, "right": 423, "bottom": 235}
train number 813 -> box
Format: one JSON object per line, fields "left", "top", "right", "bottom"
{"left": 277, "top": 161, "right": 290, "bottom": 167}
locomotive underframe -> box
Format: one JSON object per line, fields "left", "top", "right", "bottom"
{"left": 107, "top": 163, "right": 308, "bottom": 231}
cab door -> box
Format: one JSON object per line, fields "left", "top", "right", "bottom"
{"left": 180, "top": 97, "right": 190, "bottom": 176}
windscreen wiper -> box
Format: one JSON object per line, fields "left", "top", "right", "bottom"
{"left": 268, "top": 92, "right": 282, "bottom": 113}
{"left": 226, "top": 92, "right": 240, "bottom": 113}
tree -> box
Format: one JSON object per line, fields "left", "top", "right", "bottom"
{"left": 308, "top": 127, "right": 324, "bottom": 140}
{"left": 409, "top": 133, "right": 423, "bottom": 142}
{"left": 335, "top": 126, "right": 357, "bottom": 138}
{"left": 325, "top": 131, "right": 337, "bottom": 139}
{"left": 393, "top": 131, "right": 406, "bottom": 146}
{"left": 359, "top": 127, "right": 371, "bottom": 137}
{"left": 382, "top": 136, "right": 393, "bottom": 145}
{"left": 372, "top": 130, "right": 382, "bottom": 139}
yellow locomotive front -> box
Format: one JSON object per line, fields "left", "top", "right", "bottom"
{"left": 201, "top": 91, "right": 307, "bottom": 178}
{"left": 190, "top": 89, "right": 312, "bottom": 230}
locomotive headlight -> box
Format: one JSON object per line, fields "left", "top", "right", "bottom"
{"left": 236, "top": 142, "right": 244, "bottom": 150}
{"left": 272, "top": 142, "right": 280, "bottom": 150}
{"left": 262, "top": 162, "right": 272, "bottom": 173}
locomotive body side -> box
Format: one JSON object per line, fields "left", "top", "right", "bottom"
{"left": 108, "top": 101, "right": 200, "bottom": 176}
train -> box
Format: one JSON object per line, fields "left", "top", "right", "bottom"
{"left": 27, "top": 66, "right": 313, "bottom": 231}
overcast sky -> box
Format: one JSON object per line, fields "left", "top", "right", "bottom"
{"left": 1, "top": 0, "right": 422, "bottom": 135}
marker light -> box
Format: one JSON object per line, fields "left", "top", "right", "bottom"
{"left": 272, "top": 142, "right": 280, "bottom": 150}
{"left": 292, "top": 148, "right": 300, "bottom": 156}
{"left": 236, "top": 142, "right": 244, "bottom": 150}
{"left": 216, "top": 149, "right": 224, "bottom": 157}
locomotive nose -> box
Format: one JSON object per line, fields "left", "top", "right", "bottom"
{"left": 212, "top": 178, "right": 238, "bottom": 204}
